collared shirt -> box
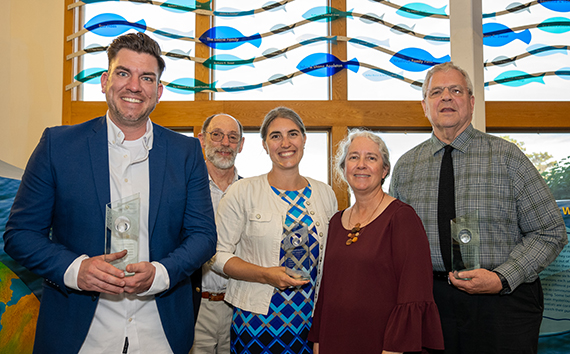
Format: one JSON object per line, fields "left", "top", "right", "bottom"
{"left": 64, "top": 115, "right": 173, "bottom": 353}
{"left": 201, "top": 168, "right": 240, "bottom": 293}
{"left": 390, "top": 124, "right": 567, "bottom": 291}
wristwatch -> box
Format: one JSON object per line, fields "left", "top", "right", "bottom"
{"left": 494, "top": 271, "right": 511, "bottom": 295}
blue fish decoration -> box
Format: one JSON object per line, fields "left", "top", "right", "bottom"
{"left": 84, "top": 43, "right": 107, "bottom": 54}
{"left": 396, "top": 3, "right": 447, "bottom": 19}
{"left": 390, "top": 23, "right": 416, "bottom": 35}
{"left": 348, "top": 36, "right": 390, "bottom": 49}
{"left": 160, "top": 0, "right": 197, "bottom": 13}
{"left": 263, "top": 1, "right": 287, "bottom": 12}
{"left": 302, "top": 6, "right": 354, "bottom": 22}
{"left": 165, "top": 49, "right": 193, "bottom": 60}
{"left": 296, "top": 53, "right": 359, "bottom": 77}
{"left": 389, "top": 48, "right": 450, "bottom": 72}
{"left": 537, "top": 17, "right": 570, "bottom": 34}
{"left": 425, "top": 33, "right": 450, "bottom": 44}
{"left": 555, "top": 67, "right": 570, "bottom": 80}
{"left": 493, "top": 70, "right": 545, "bottom": 87}
{"left": 263, "top": 48, "right": 289, "bottom": 59}
{"left": 539, "top": 0, "right": 570, "bottom": 12}
{"left": 506, "top": 2, "right": 531, "bottom": 14}
{"left": 483, "top": 23, "right": 531, "bottom": 47}
{"left": 74, "top": 68, "right": 106, "bottom": 84}
{"left": 203, "top": 54, "right": 255, "bottom": 70}
{"left": 268, "top": 74, "right": 294, "bottom": 85}
{"left": 359, "top": 12, "right": 385, "bottom": 25}
{"left": 298, "top": 36, "right": 338, "bottom": 46}
{"left": 199, "top": 26, "right": 262, "bottom": 50}
{"left": 84, "top": 13, "right": 146, "bottom": 37}
{"left": 221, "top": 81, "right": 263, "bottom": 92}
{"left": 153, "top": 28, "right": 195, "bottom": 41}
{"left": 486, "top": 55, "right": 517, "bottom": 68}
{"left": 214, "top": 7, "right": 255, "bottom": 17}
{"left": 363, "top": 69, "right": 405, "bottom": 82}
{"left": 527, "top": 44, "right": 569, "bottom": 57}
{"left": 271, "top": 24, "right": 295, "bottom": 35}
{"left": 165, "top": 78, "right": 217, "bottom": 94}
{"left": 482, "top": 2, "right": 530, "bottom": 18}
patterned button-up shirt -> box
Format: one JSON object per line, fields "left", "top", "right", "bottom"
{"left": 389, "top": 124, "right": 567, "bottom": 291}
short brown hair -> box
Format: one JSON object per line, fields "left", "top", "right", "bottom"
{"left": 107, "top": 32, "right": 165, "bottom": 78}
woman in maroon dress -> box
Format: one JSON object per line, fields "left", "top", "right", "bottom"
{"left": 308, "top": 129, "right": 444, "bottom": 354}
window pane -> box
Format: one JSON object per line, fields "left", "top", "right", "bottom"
{"left": 236, "top": 131, "right": 329, "bottom": 183}
{"left": 374, "top": 132, "right": 432, "bottom": 190}
{"left": 80, "top": 3, "right": 196, "bottom": 101}
{"left": 489, "top": 133, "right": 570, "bottom": 200}
{"left": 347, "top": 0, "right": 450, "bottom": 100}
{"left": 482, "top": 0, "right": 570, "bottom": 101}
{"left": 181, "top": 130, "right": 329, "bottom": 184}
{"left": 212, "top": 0, "right": 328, "bottom": 100}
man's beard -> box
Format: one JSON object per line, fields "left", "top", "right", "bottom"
{"left": 205, "top": 144, "right": 238, "bottom": 170}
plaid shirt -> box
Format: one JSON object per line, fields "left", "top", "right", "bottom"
{"left": 390, "top": 124, "right": 567, "bottom": 292}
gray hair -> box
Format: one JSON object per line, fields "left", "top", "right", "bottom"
{"left": 201, "top": 113, "right": 243, "bottom": 138}
{"left": 334, "top": 128, "right": 391, "bottom": 186}
{"left": 422, "top": 61, "right": 474, "bottom": 99}
{"left": 260, "top": 107, "right": 306, "bottom": 141}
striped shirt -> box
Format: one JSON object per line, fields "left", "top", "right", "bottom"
{"left": 389, "top": 124, "right": 567, "bottom": 292}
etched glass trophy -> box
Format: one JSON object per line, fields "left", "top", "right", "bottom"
{"left": 282, "top": 222, "right": 311, "bottom": 281}
{"left": 451, "top": 210, "right": 480, "bottom": 279}
{"left": 105, "top": 193, "right": 140, "bottom": 276}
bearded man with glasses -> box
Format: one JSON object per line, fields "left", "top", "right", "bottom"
{"left": 191, "top": 113, "right": 245, "bottom": 354}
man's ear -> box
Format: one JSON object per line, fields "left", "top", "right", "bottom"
{"left": 100, "top": 71, "right": 109, "bottom": 93}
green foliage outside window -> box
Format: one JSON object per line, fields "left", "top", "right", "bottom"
{"left": 542, "top": 158, "right": 570, "bottom": 201}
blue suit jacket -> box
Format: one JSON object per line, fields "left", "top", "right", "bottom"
{"left": 4, "top": 116, "right": 216, "bottom": 354}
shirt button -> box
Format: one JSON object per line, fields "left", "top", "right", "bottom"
{"left": 307, "top": 201, "right": 311, "bottom": 205}
{"left": 316, "top": 222, "right": 320, "bottom": 226}
{"left": 310, "top": 211, "right": 315, "bottom": 215}
{"left": 124, "top": 155, "right": 128, "bottom": 158}
{"left": 319, "top": 232, "right": 323, "bottom": 237}
{"left": 256, "top": 214, "right": 261, "bottom": 219}
{"left": 124, "top": 178, "right": 128, "bottom": 183}
{"left": 129, "top": 318, "right": 133, "bottom": 322}
{"left": 320, "top": 244, "right": 323, "bottom": 250}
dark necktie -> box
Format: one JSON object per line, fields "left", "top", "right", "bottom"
{"left": 438, "top": 145, "right": 455, "bottom": 272}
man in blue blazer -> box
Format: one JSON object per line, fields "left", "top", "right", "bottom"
{"left": 3, "top": 33, "right": 216, "bottom": 354}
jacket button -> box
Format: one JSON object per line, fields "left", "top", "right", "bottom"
{"left": 256, "top": 214, "right": 261, "bottom": 219}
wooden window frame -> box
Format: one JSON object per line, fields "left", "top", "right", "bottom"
{"left": 62, "top": 0, "right": 570, "bottom": 209}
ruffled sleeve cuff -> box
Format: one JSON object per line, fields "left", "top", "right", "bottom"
{"left": 383, "top": 301, "right": 444, "bottom": 352}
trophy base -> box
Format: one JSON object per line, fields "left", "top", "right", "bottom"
{"left": 285, "top": 268, "right": 310, "bottom": 281}
{"left": 452, "top": 270, "right": 472, "bottom": 281}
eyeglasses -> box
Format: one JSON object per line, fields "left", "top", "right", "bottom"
{"left": 205, "top": 131, "right": 241, "bottom": 144}
{"left": 427, "top": 85, "right": 470, "bottom": 99}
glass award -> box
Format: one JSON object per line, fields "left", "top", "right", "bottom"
{"left": 105, "top": 193, "right": 140, "bottom": 276}
{"left": 282, "top": 223, "right": 311, "bottom": 281}
{"left": 451, "top": 210, "right": 481, "bottom": 279}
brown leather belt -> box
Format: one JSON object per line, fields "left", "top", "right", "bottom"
{"left": 202, "top": 292, "right": 225, "bottom": 301}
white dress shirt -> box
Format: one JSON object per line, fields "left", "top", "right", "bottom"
{"left": 64, "top": 115, "right": 173, "bottom": 354}
{"left": 201, "top": 169, "right": 239, "bottom": 293}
